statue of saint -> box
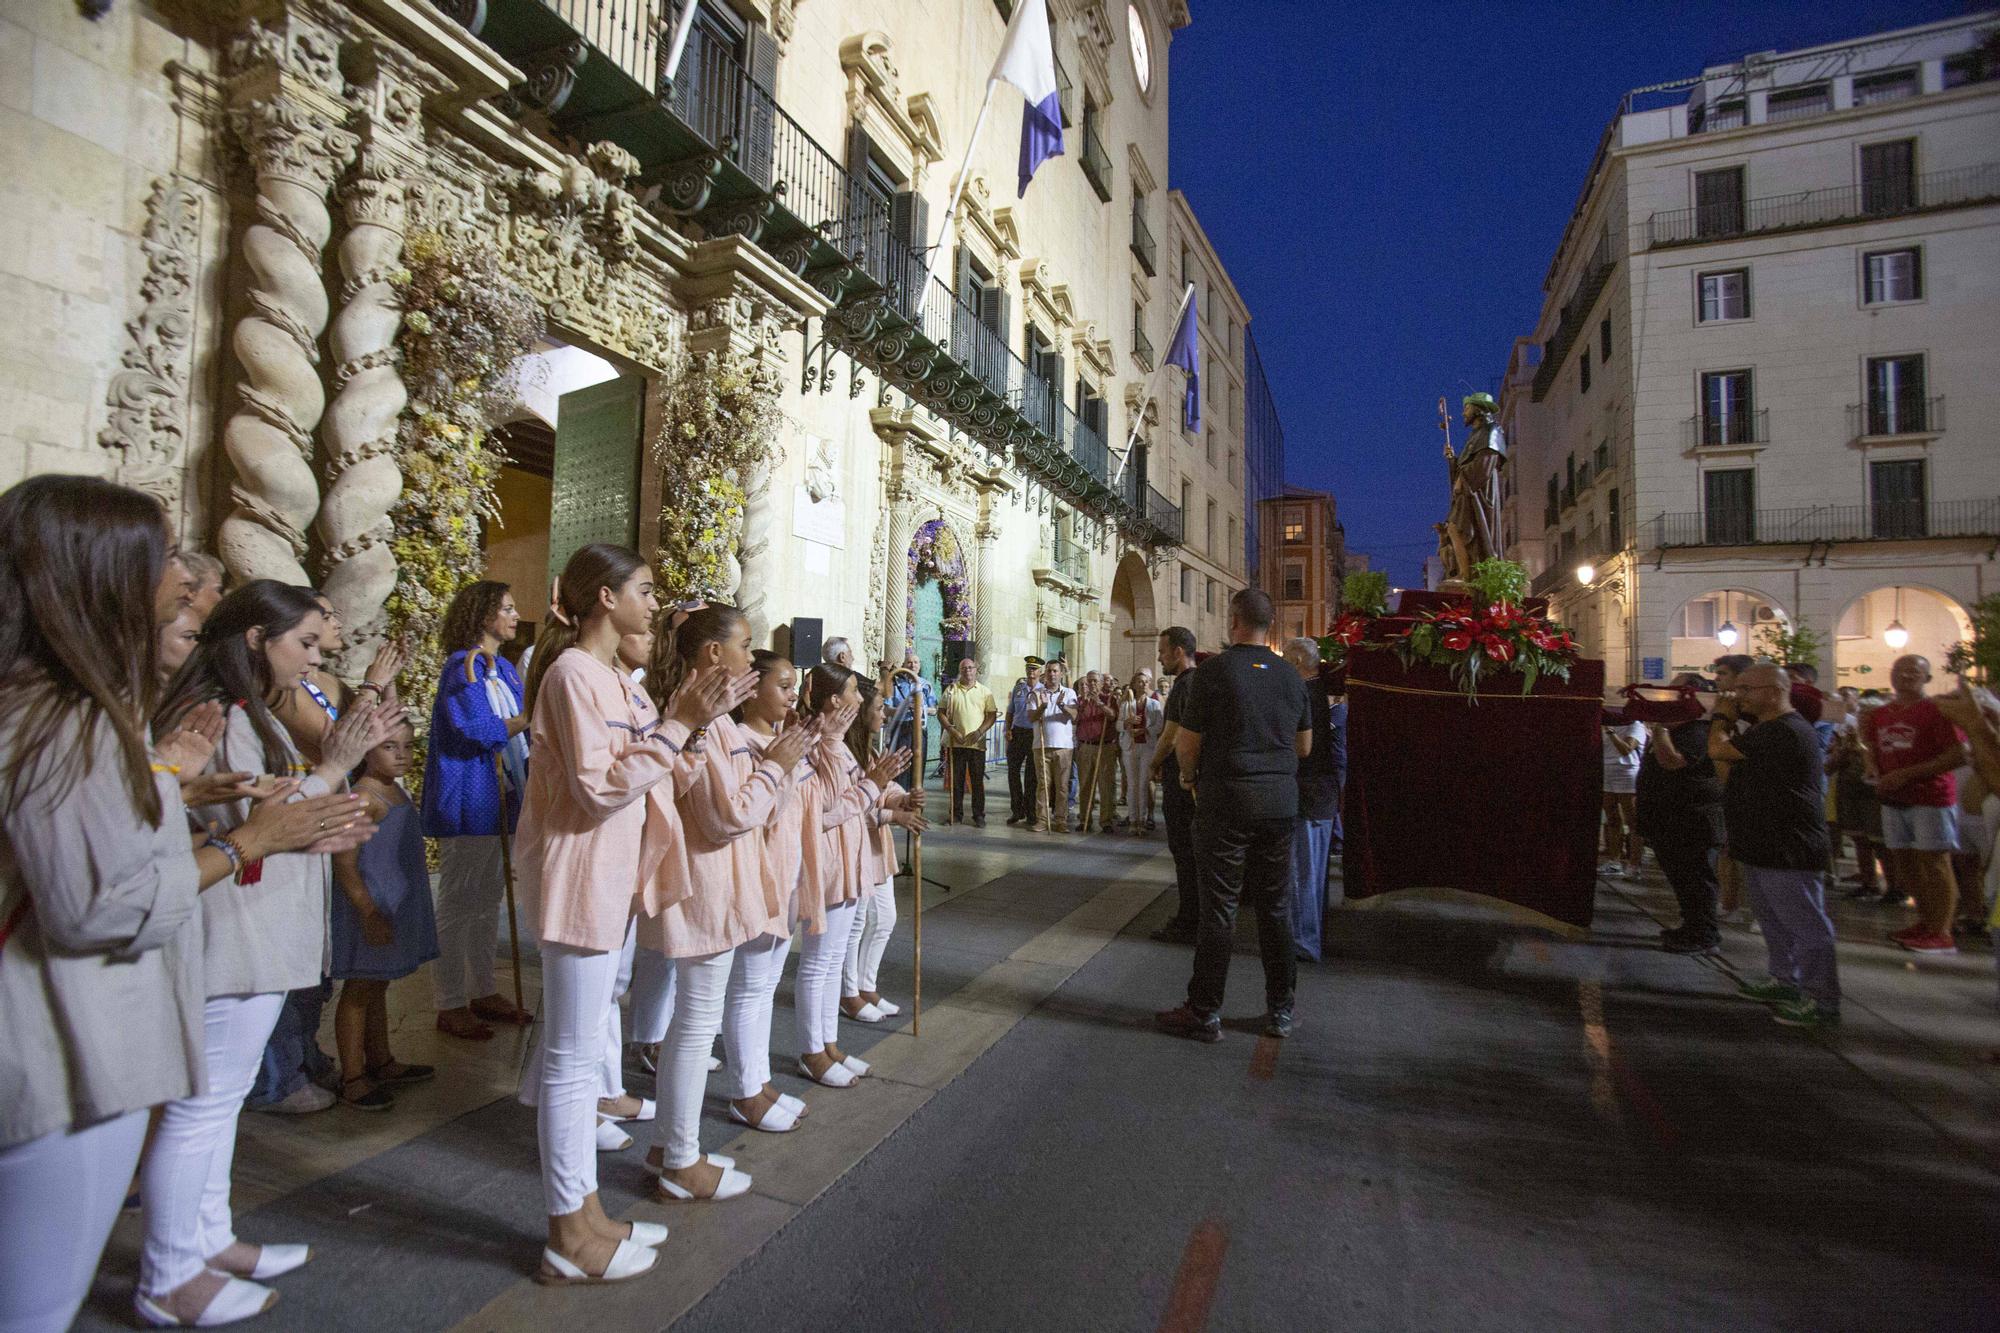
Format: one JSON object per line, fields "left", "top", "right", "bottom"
{"left": 1442, "top": 392, "right": 1507, "bottom": 579}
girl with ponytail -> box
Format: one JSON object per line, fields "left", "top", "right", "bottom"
{"left": 638, "top": 609, "right": 818, "bottom": 1188}
{"left": 512, "top": 544, "right": 748, "bottom": 1286}
{"left": 842, "top": 679, "right": 927, "bottom": 1025}
{"left": 791, "top": 665, "right": 908, "bottom": 1087}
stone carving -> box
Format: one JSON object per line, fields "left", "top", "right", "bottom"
{"left": 317, "top": 157, "right": 407, "bottom": 674}
{"left": 804, "top": 435, "right": 840, "bottom": 503}
{"left": 99, "top": 177, "right": 201, "bottom": 511}
{"left": 217, "top": 96, "right": 357, "bottom": 587}
{"left": 861, "top": 491, "right": 890, "bottom": 669}
{"left": 736, "top": 442, "right": 781, "bottom": 644}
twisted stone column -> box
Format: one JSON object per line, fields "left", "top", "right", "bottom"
{"left": 973, "top": 512, "right": 998, "bottom": 674}
{"left": 735, "top": 446, "right": 780, "bottom": 644}
{"left": 317, "top": 159, "right": 406, "bottom": 674}
{"left": 881, "top": 476, "right": 914, "bottom": 666}
{"left": 219, "top": 99, "right": 356, "bottom": 586}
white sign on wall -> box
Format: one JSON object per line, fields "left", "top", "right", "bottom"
{"left": 791, "top": 433, "right": 847, "bottom": 547}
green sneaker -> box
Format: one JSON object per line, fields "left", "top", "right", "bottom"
{"left": 1737, "top": 977, "right": 1803, "bottom": 1005}
{"left": 1772, "top": 998, "right": 1840, "bottom": 1029}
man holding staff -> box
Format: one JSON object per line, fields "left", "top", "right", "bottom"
{"left": 940, "top": 656, "right": 998, "bottom": 827}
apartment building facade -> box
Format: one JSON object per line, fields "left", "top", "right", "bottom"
{"left": 1506, "top": 14, "right": 2000, "bottom": 690}
{"left": 1260, "top": 487, "right": 1339, "bottom": 640}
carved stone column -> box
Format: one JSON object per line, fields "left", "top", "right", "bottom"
{"left": 736, "top": 445, "right": 780, "bottom": 644}
{"left": 973, "top": 506, "right": 998, "bottom": 675}
{"left": 317, "top": 154, "right": 406, "bottom": 674}
{"left": 881, "top": 459, "right": 915, "bottom": 668}
{"left": 218, "top": 93, "right": 356, "bottom": 586}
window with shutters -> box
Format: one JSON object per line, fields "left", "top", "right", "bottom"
{"left": 1697, "top": 269, "right": 1749, "bottom": 322}
{"left": 1870, "top": 459, "right": 1927, "bottom": 538}
{"left": 1765, "top": 83, "right": 1830, "bottom": 123}
{"left": 1282, "top": 562, "right": 1305, "bottom": 600}
{"left": 1179, "top": 564, "right": 1193, "bottom": 604}
{"left": 1703, "top": 468, "right": 1755, "bottom": 545}
{"left": 1228, "top": 517, "right": 1238, "bottom": 569}
{"left": 1204, "top": 499, "right": 1216, "bottom": 553}
{"left": 1283, "top": 510, "right": 1305, "bottom": 544}
{"left": 1864, "top": 354, "right": 1928, "bottom": 436}
{"left": 1699, "top": 370, "right": 1755, "bottom": 445}
{"left": 1694, "top": 166, "right": 1745, "bottom": 238}
{"left": 1026, "top": 327, "right": 1064, "bottom": 438}
{"left": 1862, "top": 248, "right": 1922, "bottom": 304}
{"left": 1860, "top": 139, "right": 1916, "bottom": 216}
{"left": 1179, "top": 479, "right": 1191, "bottom": 524}
{"left": 1579, "top": 349, "right": 1591, "bottom": 395}
{"left": 1599, "top": 318, "right": 1612, "bottom": 362}
{"left": 953, "top": 249, "right": 1009, "bottom": 390}
{"left": 1854, "top": 68, "right": 1919, "bottom": 106}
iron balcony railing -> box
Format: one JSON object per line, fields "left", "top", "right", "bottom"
{"left": 1130, "top": 208, "right": 1157, "bottom": 275}
{"left": 1684, "top": 408, "right": 1769, "bottom": 449}
{"left": 1132, "top": 320, "right": 1155, "bottom": 371}
{"left": 1640, "top": 498, "right": 2000, "bottom": 549}
{"left": 1529, "top": 226, "right": 1614, "bottom": 401}
{"left": 1848, "top": 394, "right": 1945, "bottom": 439}
{"left": 1560, "top": 479, "right": 1577, "bottom": 511}
{"left": 1080, "top": 116, "right": 1113, "bottom": 202}
{"left": 1649, "top": 162, "right": 2000, "bottom": 247}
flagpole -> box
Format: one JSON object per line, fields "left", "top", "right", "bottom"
{"left": 1110, "top": 282, "right": 1195, "bottom": 488}
{"left": 912, "top": 78, "right": 1000, "bottom": 330}
{"left": 660, "top": 0, "right": 700, "bottom": 87}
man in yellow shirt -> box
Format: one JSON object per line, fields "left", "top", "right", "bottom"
{"left": 939, "top": 656, "right": 999, "bottom": 827}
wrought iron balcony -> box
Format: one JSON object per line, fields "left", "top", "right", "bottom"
{"left": 448, "top": 0, "right": 1177, "bottom": 547}
{"left": 1080, "top": 116, "right": 1113, "bottom": 203}
{"left": 1848, "top": 395, "right": 1945, "bottom": 439}
{"left": 1528, "top": 227, "right": 1614, "bottom": 402}
{"left": 1648, "top": 162, "right": 2000, "bottom": 247}
{"left": 1560, "top": 479, "right": 1576, "bottom": 511}
{"left": 1684, "top": 409, "right": 1769, "bottom": 449}
{"left": 1130, "top": 208, "right": 1157, "bottom": 275}
{"left": 1132, "top": 320, "right": 1155, "bottom": 372}
{"left": 1639, "top": 498, "right": 2000, "bottom": 549}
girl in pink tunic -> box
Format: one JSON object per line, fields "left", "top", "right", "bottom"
{"left": 792, "top": 665, "right": 906, "bottom": 1087}
{"left": 638, "top": 608, "right": 819, "bottom": 1188}
{"left": 843, "top": 682, "right": 928, "bottom": 1024}
{"left": 513, "top": 544, "right": 743, "bottom": 1287}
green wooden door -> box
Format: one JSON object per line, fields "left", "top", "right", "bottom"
{"left": 548, "top": 376, "right": 645, "bottom": 583}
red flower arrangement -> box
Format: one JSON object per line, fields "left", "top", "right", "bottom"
{"left": 1321, "top": 599, "right": 1579, "bottom": 699}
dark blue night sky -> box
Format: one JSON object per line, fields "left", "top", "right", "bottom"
{"left": 1168, "top": 0, "right": 1969, "bottom": 586}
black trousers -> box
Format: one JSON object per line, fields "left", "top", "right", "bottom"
{"left": 1188, "top": 810, "right": 1298, "bottom": 1017}
{"left": 1006, "top": 727, "right": 1037, "bottom": 820}
{"left": 950, "top": 746, "right": 986, "bottom": 821}
{"left": 1163, "top": 775, "right": 1199, "bottom": 928}
{"left": 1652, "top": 838, "right": 1721, "bottom": 942}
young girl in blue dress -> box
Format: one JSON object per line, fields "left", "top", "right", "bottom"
{"left": 331, "top": 719, "right": 441, "bottom": 1110}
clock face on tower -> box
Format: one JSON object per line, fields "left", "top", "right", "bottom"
{"left": 1127, "top": 3, "right": 1152, "bottom": 93}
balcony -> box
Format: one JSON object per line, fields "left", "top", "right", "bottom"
{"left": 1648, "top": 162, "right": 2000, "bottom": 247}
{"left": 450, "top": 0, "right": 1178, "bottom": 547}
{"left": 1848, "top": 395, "right": 1945, "bottom": 440}
{"left": 1529, "top": 227, "right": 1615, "bottom": 402}
{"left": 1684, "top": 409, "right": 1769, "bottom": 449}
{"left": 1132, "top": 319, "right": 1155, "bottom": 372}
{"left": 1044, "top": 535, "right": 1090, "bottom": 587}
{"left": 1120, "top": 468, "right": 1183, "bottom": 546}
{"left": 1560, "top": 479, "right": 1577, "bottom": 511}
{"left": 1130, "top": 208, "right": 1157, "bottom": 275}
{"left": 1639, "top": 498, "right": 2000, "bottom": 549}
{"left": 1080, "top": 116, "right": 1113, "bottom": 203}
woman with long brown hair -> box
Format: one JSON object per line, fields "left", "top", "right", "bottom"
{"left": 0, "top": 476, "right": 369, "bottom": 1332}
{"left": 515, "top": 544, "right": 748, "bottom": 1285}
{"left": 842, "top": 678, "right": 926, "bottom": 1024}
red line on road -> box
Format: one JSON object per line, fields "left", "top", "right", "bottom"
{"left": 1248, "top": 1036, "right": 1280, "bottom": 1081}
{"left": 1158, "top": 1219, "right": 1229, "bottom": 1333}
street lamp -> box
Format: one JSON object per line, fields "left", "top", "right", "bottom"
{"left": 1717, "top": 619, "right": 1740, "bottom": 648}
{"left": 1575, "top": 562, "right": 1596, "bottom": 587}
{"left": 1883, "top": 585, "right": 1909, "bottom": 650}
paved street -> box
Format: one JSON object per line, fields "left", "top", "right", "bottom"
{"left": 79, "top": 818, "right": 2000, "bottom": 1332}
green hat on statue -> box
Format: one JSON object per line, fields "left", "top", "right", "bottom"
{"left": 1462, "top": 392, "right": 1498, "bottom": 412}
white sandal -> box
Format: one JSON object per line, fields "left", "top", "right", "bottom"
{"left": 845, "top": 1001, "right": 885, "bottom": 1024}
{"left": 134, "top": 1276, "right": 276, "bottom": 1327}
{"left": 210, "top": 1243, "right": 310, "bottom": 1281}
{"left": 535, "top": 1238, "right": 657, "bottom": 1285}
{"left": 839, "top": 1054, "right": 871, "bottom": 1078}
{"left": 870, "top": 997, "right": 901, "bottom": 1018}
{"left": 706, "top": 1054, "right": 722, "bottom": 1072}
{"left": 797, "top": 1056, "right": 856, "bottom": 1088}
{"left": 775, "top": 1092, "right": 808, "bottom": 1119}
{"left": 625, "top": 1219, "right": 669, "bottom": 1248}
{"left": 654, "top": 1161, "right": 753, "bottom": 1202}
{"left": 595, "top": 1118, "right": 632, "bottom": 1152}
{"left": 602, "top": 1097, "right": 655, "bottom": 1123}
{"left": 644, "top": 1152, "right": 735, "bottom": 1178}
{"left": 729, "top": 1099, "right": 799, "bottom": 1133}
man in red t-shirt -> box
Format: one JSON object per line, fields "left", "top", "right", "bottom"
{"left": 1861, "top": 654, "right": 1968, "bottom": 954}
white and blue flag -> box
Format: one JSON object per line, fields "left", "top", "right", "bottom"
{"left": 1165, "top": 285, "right": 1199, "bottom": 432}
{"left": 991, "top": 0, "right": 1064, "bottom": 196}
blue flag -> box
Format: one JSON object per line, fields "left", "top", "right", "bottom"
{"left": 991, "top": 0, "right": 1064, "bottom": 196}
{"left": 1164, "top": 288, "right": 1199, "bottom": 432}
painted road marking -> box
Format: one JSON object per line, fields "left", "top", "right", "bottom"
{"left": 1249, "top": 1035, "right": 1280, "bottom": 1081}
{"left": 1158, "top": 1219, "right": 1229, "bottom": 1333}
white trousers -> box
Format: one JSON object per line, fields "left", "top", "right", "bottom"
{"left": 794, "top": 899, "right": 858, "bottom": 1055}
{"left": 627, "top": 943, "right": 677, "bottom": 1046}
{"left": 722, "top": 932, "right": 793, "bottom": 1101}
{"left": 653, "top": 950, "right": 733, "bottom": 1170}
{"left": 1122, "top": 744, "right": 1155, "bottom": 822}
{"left": 140, "top": 991, "right": 286, "bottom": 1295}
{"left": 0, "top": 1108, "right": 148, "bottom": 1333}
{"left": 433, "top": 836, "right": 505, "bottom": 1010}
{"left": 841, "top": 878, "right": 898, "bottom": 999}
{"left": 534, "top": 943, "right": 620, "bottom": 1216}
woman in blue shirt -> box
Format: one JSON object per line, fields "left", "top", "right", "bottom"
{"left": 423, "top": 581, "right": 533, "bottom": 1039}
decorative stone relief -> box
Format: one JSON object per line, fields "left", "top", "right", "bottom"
{"left": 838, "top": 31, "right": 944, "bottom": 185}
{"left": 99, "top": 177, "right": 201, "bottom": 511}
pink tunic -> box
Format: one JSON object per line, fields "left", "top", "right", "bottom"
{"left": 515, "top": 650, "right": 694, "bottom": 953}
{"left": 799, "top": 738, "right": 878, "bottom": 932}
{"left": 861, "top": 780, "right": 909, "bottom": 886}
{"left": 639, "top": 715, "right": 791, "bottom": 959}
{"left": 742, "top": 727, "right": 813, "bottom": 940}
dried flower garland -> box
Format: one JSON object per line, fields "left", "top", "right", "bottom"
{"left": 651, "top": 348, "right": 783, "bottom": 601}
{"left": 907, "top": 519, "right": 973, "bottom": 647}
{"left": 383, "top": 230, "right": 544, "bottom": 719}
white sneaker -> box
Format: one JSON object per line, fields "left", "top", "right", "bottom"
{"left": 1595, "top": 861, "right": 1624, "bottom": 878}
{"left": 248, "top": 1084, "right": 334, "bottom": 1115}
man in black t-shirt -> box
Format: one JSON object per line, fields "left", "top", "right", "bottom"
{"left": 1156, "top": 589, "right": 1312, "bottom": 1043}
{"left": 1635, "top": 674, "right": 1726, "bottom": 954}
{"left": 1709, "top": 664, "right": 1840, "bottom": 1029}
{"left": 1147, "top": 626, "right": 1200, "bottom": 943}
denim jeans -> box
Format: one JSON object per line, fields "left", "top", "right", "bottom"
{"left": 246, "top": 979, "right": 333, "bottom": 1105}
{"left": 1290, "top": 818, "right": 1333, "bottom": 962}
{"left": 1188, "top": 810, "right": 1298, "bottom": 1018}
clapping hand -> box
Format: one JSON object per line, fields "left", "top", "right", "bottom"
{"left": 822, "top": 697, "right": 861, "bottom": 741}
{"left": 671, "top": 665, "right": 760, "bottom": 729}
{"left": 890, "top": 807, "right": 929, "bottom": 833}
{"left": 233, "top": 788, "right": 375, "bottom": 860}
{"left": 865, "top": 747, "right": 912, "bottom": 789}
{"left": 319, "top": 697, "right": 402, "bottom": 777}
{"left": 363, "top": 638, "right": 408, "bottom": 709}
{"left": 158, "top": 700, "right": 226, "bottom": 777}
{"left": 766, "top": 715, "right": 816, "bottom": 772}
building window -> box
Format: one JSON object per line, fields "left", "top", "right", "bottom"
{"left": 1860, "top": 139, "right": 1916, "bottom": 216}
{"left": 1697, "top": 268, "right": 1749, "bottom": 322}
{"left": 1862, "top": 248, "right": 1922, "bottom": 304}
{"left": 1205, "top": 428, "right": 1216, "bottom": 466}
{"left": 1282, "top": 511, "right": 1305, "bottom": 543}
{"left": 1179, "top": 564, "right": 1193, "bottom": 604}
{"left": 1766, "top": 82, "right": 1831, "bottom": 123}
{"left": 1699, "top": 369, "right": 1755, "bottom": 445}
{"left": 1204, "top": 499, "right": 1216, "bottom": 553}
{"left": 1693, "top": 98, "right": 1746, "bottom": 133}
{"left": 1282, "top": 561, "right": 1305, "bottom": 600}
{"left": 1607, "top": 486, "right": 1621, "bottom": 550}
{"left": 1677, "top": 597, "right": 1719, "bottom": 639}
{"left": 1204, "top": 577, "right": 1216, "bottom": 614}
{"left": 1694, "top": 166, "right": 1745, "bottom": 238}
{"left": 1870, "top": 458, "right": 1927, "bottom": 538}
{"left": 1703, "top": 467, "right": 1755, "bottom": 544}
{"left": 1544, "top": 476, "right": 1559, "bottom": 528}
{"left": 1944, "top": 51, "right": 1997, "bottom": 88}
{"left": 1865, "top": 354, "right": 1928, "bottom": 435}
{"left": 1854, "top": 68, "right": 1919, "bottom": 106}
{"left": 1179, "top": 479, "right": 1192, "bottom": 520}
{"left": 1599, "top": 318, "right": 1612, "bottom": 362}
{"left": 1579, "top": 349, "right": 1591, "bottom": 394}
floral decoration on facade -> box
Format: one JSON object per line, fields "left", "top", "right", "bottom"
{"left": 908, "top": 518, "right": 973, "bottom": 646}
{"left": 651, "top": 348, "right": 783, "bottom": 601}
{"left": 1319, "top": 559, "right": 1579, "bottom": 698}
{"left": 384, "top": 230, "right": 544, "bottom": 720}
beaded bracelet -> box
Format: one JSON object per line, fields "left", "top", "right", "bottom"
{"left": 208, "top": 833, "right": 243, "bottom": 878}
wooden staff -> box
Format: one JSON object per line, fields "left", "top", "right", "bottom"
{"left": 470, "top": 649, "right": 526, "bottom": 1017}
{"left": 912, "top": 688, "right": 925, "bottom": 1037}
{"left": 1081, "top": 684, "right": 1124, "bottom": 831}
